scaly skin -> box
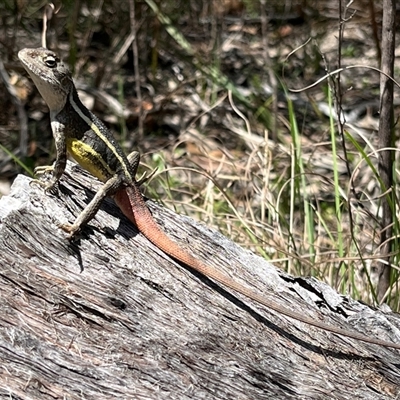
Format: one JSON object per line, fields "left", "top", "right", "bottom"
{"left": 18, "top": 47, "right": 400, "bottom": 350}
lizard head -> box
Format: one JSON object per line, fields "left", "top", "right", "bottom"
{"left": 18, "top": 47, "right": 73, "bottom": 114}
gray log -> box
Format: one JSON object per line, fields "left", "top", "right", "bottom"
{"left": 0, "top": 162, "right": 399, "bottom": 399}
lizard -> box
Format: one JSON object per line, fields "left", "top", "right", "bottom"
{"left": 18, "top": 47, "right": 400, "bottom": 350}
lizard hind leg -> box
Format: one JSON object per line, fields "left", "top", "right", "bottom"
{"left": 126, "top": 150, "right": 158, "bottom": 186}
{"left": 60, "top": 174, "right": 123, "bottom": 238}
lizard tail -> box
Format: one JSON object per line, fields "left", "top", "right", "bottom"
{"left": 114, "top": 185, "right": 223, "bottom": 277}
{"left": 114, "top": 185, "right": 267, "bottom": 296}
{"left": 113, "top": 186, "right": 400, "bottom": 349}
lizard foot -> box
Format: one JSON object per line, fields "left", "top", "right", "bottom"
{"left": 34, "top": 164, "right": 54, "bottom": 176}
{"left": 31, "top": 164, "right": 59, "bottom": 194}
{"left": 58, "top": 223, "right": 80, "bottom": 240}
{"left": 29, "top": 178, "right": 58, "bottom": 195}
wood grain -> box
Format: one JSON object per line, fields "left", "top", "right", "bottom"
{"left": 0, "top": 162, "right": 400, "bottom": 399}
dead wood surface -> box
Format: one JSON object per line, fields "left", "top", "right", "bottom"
{"left": 0, "top": 163, "right": 400, "bottom": 399}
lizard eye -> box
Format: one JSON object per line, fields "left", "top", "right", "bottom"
{"left": 44, "top": 56, "right": 57, "bottom": 68}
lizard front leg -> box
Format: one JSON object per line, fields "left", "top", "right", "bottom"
{"left": 61, "top": 173, "right": 124, "bottom": 237}
{"left": 33, "top": 121, "right": 68, "bottom": 192}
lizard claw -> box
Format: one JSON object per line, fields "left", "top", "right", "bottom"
{"left": 58, "top": 223, "right": 80, "bottom": 240}
{"left": 29, "top": 178, "right": 58, "bottom": 194}
{"left": 30, "top": 164, "right": 59, "bottom": 194}
{"left": 30, "top": 178, "right": 59, "bottom": 195}
{"left": 34, "top": 164, "right": 54, "bottom": 176}
{"left": 136, "top": 167, "right": 158, "bottom": 186}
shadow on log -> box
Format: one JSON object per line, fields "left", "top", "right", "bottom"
{"left": 0, "top": 163, "right": 400, "bottom": 399}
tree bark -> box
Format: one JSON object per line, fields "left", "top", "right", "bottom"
{"left": 0, "top": 163, "right": 400, "bottom": 399}
{"left": 377, "top": 0, "right": 395, "bottom": 301}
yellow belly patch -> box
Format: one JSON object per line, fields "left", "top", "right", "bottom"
{"left": 66, "top": 138, "right": 114, "bottom": 182}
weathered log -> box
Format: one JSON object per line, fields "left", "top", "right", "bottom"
{"left": 0, "top": 163, "right": 399, "bottom": 399}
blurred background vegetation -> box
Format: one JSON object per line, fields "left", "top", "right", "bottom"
{"left": 1, "top": 0, "right": 400, "bottom": 308}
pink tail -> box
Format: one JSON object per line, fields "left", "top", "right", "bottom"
{"left": 112, "top": 186, "right": 400, "bottom": 349}
{"left": 114, "top": 185, "right": 205, "bottom": 269}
